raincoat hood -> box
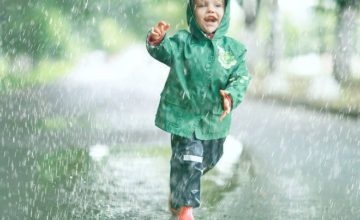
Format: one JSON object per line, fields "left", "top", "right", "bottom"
{"left": 186, "top": 0, "right": 230, "bottom": 40}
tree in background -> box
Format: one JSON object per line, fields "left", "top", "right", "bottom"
{"left": 0, "top": 0, "right": 67, "bottom": 60}
{"left": 313, "top": 0, "right": 336, "bottom": 55}
{"left": 0, "top": 0, "right": 101, "bottom": 68}
{"left": 236, "top": 0, "right": 261, "bottom": 73}
{"left": 0, "top": 0, "right": 186, "bottom": 72}
{"left": 333, "top": 0, "right": 359, "bottom": 84}
{"left": 267, "top": 0, "right": 282, "bottom": 75}
{"left": 237, "top": 0, "right": 284, "bottom": 76}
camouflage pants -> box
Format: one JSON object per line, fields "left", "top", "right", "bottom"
{"left": 170, "top": 133, "right": 226, "bottom": 209}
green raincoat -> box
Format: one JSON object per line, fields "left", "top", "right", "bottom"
{"left": 146, "top": 0, "right": 251, "bottom": 140}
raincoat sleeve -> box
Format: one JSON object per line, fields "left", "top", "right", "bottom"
{"left": 146, "top": 32, "right": 174, "bottom": 67}
{"left": 224, "top": 49, "right": 252, "bottom": 110}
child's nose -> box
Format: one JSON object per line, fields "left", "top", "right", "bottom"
{"left": 207, "top": 4, "right": 215, "bottom": 12}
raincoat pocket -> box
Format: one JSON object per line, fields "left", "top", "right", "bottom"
{"left": 161, "top": 90, "right": 192, "bottom": 110}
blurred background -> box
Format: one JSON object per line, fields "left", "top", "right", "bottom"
{"left": 1, "top": 0, "right": 359, "bottom": 111}
{"left": 1, "top": 0, "right": 360, "bottom": 219}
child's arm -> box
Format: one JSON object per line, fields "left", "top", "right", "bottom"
{"left": 222, "top": 50, "right": 252, "bottom": 110}
{"left": 146, "top": 21, "right": 173, "bottom": 66}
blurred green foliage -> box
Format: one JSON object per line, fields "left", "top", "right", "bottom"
{"left": 0, "top": 0, "right": 187, "bottom": 61}
{"left": 334, "top": 0, "right": 360, "bottom": 8}
{"left": 1, "top": 0, "right": 358, "bottom": 60}
{"left": 0, "top": 0, "right": 187, "bottom": 88}
{"left": 36, "top": 147, "right": 90, "bottom": 188}
{"left": 281, "top": 10, "right": 337, "bottom": 57}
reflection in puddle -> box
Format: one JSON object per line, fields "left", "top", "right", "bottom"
{"left": 2, "top": 139, "right": 357, "bottom": 219}
{"left": 1, "top": 139, "right": 247, "bottom": 220}
{"left": 211, "top": 135, "right": 244, "bottom": 186}
{"left": 273, "top": 174, "right": 319, "bottom": 219}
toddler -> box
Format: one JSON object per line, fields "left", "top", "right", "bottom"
{"left": 146, "top": 0, "right": 251, "bottom": 219}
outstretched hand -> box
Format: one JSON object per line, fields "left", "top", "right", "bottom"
{"left": 149, "top": 21, "right": 170, "bottom": 43}
{"left": 219, "top": 90, "right": 232, "bottom": 122}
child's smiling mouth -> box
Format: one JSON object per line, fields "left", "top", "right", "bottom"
{"left": 204, "top": 16, "right": 218, "bottom": 22}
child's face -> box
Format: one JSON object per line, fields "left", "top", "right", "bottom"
{"left": 194, "top": 0, "right": 224, "bottom": 34}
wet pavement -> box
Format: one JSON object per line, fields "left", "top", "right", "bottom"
{"left": 226, "top": 100, "right": 360, "bottom": 220}
{"left": 1, "top": 45, "right": 360, "bottom": 219}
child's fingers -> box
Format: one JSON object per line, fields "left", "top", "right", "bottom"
{"left": 219, "top": 104, "right": 231, "bottom": 121}
{"left": 150, "top": 28, "right": 157, "bottom": 36}
{"left": 158, "top": 21, "right": 170, "bottom": 33}
{"left": 158, "top": 21, "right": 168, "bottom": 26}
{"left": 161, "top": 23, "right": 170, "bottom": 32}
{"left": 219, "top": 89, "right": 228, "bottom": 98}
{"left": 153, "top": 27, "right": 162, "bottom": 35}
{"left": 149, "top": 33, "right": 159, "bottom": 41}
{"left": 224, "top": 99, "right": 231, "bottom": 110}
{"left": 219, "top": 111, "right": 228, "bottom": 122}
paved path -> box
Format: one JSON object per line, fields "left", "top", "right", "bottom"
{"left": 1, "top": 44, "right": 359, "bottom": 219}
{"left": 216, "top": 99, "right": 360, "bottom": 219}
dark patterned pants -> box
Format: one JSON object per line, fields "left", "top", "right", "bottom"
{"left": 170, "top": 133, "right": 226, "bottom": 209}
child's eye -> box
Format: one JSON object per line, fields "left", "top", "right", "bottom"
{"left": 215, "top": 2, "right": 224, "bottom": 7}
{"left": 214, "top": 0, "right": 224, "bottom": 7}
